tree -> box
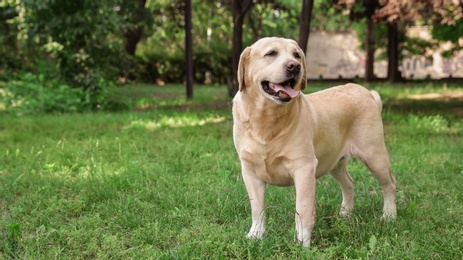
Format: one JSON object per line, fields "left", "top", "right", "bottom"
{"left": 0, "top": 1, "right": 19, "bottom": 76}
{"left": 386, "top": 23, "right": 401, "bottom": 82}
{"left": 338, "top": 0, "right": 380, "bottom": 82}
{"left": 374, "top": 0, "right": 463, "bottom": 81}
{"left": 185, "top": 0, "right": 193, "bottom": 99}
{"left": 119, "top": 0, "right": 152, "bottom": 81}
{"left": 246, "top": 1, "right": 298, "bottom": 43}
{"left": 136, "top": 0, "right": 235, "bottom": 85}
{"left": 298, "top": 0, "right": 315, "bottom": 54}
{"left": 231, "top": 0, "right": 253, "bottom": 97}
{"left": 373, "top": 0, "right": 414, "bottom": 82}
{"left": 21, "top": 0, "right": 132, "bottom": 89}
{"left": 364, "top": 0, "right": 378, "bottom": 81}
{"left": 121, "top": 0, "right": 149, "bottom": 57}
{"left": 310, "top": 0, "right": 352, "bottom": 31}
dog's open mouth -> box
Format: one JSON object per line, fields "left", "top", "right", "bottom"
{"left": 262, "top": 79, "right": 300, "bottom": 102}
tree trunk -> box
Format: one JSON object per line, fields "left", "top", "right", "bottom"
{"left": 185, "top": 0, "right": 193, "bottom": 99}
{"left": 365, "top": 0, "right": 376, "bottom": 82}
{"left": 122, "top": 0, "right": 147, "bottom": 82}
{"left": 298, "top": 0, "right": 314, "bottom": 54}
{"left": 230, "top": 0, "right": 253, "bottom": 98}
{"left": 124, "top": 0, "right": 147, "bottom": 56}
{"left": 387, "top": 23, "right": 401, "bottom": 82}
{"left": 124, "top": 29, "right": 143, "bottom": 57}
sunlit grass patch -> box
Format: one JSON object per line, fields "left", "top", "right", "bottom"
{"left": 124, "top": 114, "right": 226, "bottom": 131}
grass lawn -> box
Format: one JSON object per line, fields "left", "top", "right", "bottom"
{"left": 1, "top": 82, "right": 462, "bottom": 258}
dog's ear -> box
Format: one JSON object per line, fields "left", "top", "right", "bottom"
{"left": 299, "top": 49, "right": 308, "bottom": 91}
{"left": 238, "top": 47, "right": 251, "bottom": 92}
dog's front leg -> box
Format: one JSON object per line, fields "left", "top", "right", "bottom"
{"left": 294, "top": 161, "right": 317, "bottom": 247}
{"left": 242, "top": 165, "right": 266, "bottom": 239}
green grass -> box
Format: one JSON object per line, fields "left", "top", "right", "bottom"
{"left": 1, "top": 82, "right": 462, "bottom": 259}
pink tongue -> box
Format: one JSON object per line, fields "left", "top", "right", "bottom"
{"left": 272, "top": 83, "right": 301, "bottom": 98}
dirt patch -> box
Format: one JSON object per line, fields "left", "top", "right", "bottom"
{"left": 407, "top": 91, "right": 463, "bottom": 101}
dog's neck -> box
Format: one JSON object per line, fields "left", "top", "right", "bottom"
{"left": 237, "top": 94, "right": 302, "bottom": 144}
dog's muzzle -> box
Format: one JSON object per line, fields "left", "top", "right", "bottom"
{"left": 262, "top": 79, "right": 301, "bottom": 102}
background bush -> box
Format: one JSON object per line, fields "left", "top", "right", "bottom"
{"left": 135, "top": 42, "right": 231, "bottom": 85}
{"left": 0, "top": 73, "right": 114, "bottom": 115}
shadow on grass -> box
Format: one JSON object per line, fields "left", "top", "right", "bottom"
{"left": 384, "top": 92, "right": 463, "bottom": 119}
{"left": 111, "top": 84, "right": 462, "bottom": 119}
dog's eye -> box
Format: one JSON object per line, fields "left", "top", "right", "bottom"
{"left": 265, "top": 50, "right": 277, "bottom": 57}
{"left": 294, "top": 53, "right": 301, "bottom": 59}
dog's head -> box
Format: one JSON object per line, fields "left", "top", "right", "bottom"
{"left": 238, "top": 37, "right": 307, "bottom": 103}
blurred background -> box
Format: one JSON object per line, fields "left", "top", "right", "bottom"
{"left": 0, "top": 0, "right": 462, "bottom": 112}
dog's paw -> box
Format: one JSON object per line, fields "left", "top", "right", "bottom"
{"left": 381, "top": 211, "right": 397, "bottom": 221}
{"left": 294, "top": 235, "right": 311, "bottom": 247}
{"left": 246, "top": 228, "right": 265, "bottom": 240}
{"left": 294, "top": 227, "right": 312, "bottom": 247}
{"left": 381, "top": 205, "right": 397, "bottom": 220}
{"left": 339, "top": 208, "right": 353, "bottom": 218}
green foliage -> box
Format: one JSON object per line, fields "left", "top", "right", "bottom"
{"left": 245, "top": 0, "right": 300, "bottom": 42}
{"left": 353, "top": 20, "right": 388, "bottom": 58}
{"left": 0, "top": 0, "right": 151, "bottom": 110}
{"left": 136, "top": 41, "right": 231, "bottom": 84}
{"left": 136, "top": 0, "right": 233, "bottom": 84}
{"left": 0, "top": 1, "right": 20, "bottom": 79}
{"left": 21, "top": 0, "right": 127, "bottom": 89}
{"left": 0, "top": 0, "right": 152, "bottom": 91}
{"left": 432, "top": 19, "right": 463, "bottom": 57}
{"left": 2, "top": 0, "right": 462, "bottom": 89}
{"left": 0, "top": 71, "right": 124, "bottom": 115}
{"left": 1, "top": 73, "right": 92, "bottom": 115}
{"left": 401, "top": 35, "right": 436, "bottom": 59}
{"left": 311, "top": 0, "right": 352, "bottom": 31}
{"left": 193, "top": 43, "right": 232, "bottom": 85}
{"left": 135, "top": 45, "right": 185, "bottom": 84}
{"left": 432, "top": 19, "right": 463, "bottom": 44}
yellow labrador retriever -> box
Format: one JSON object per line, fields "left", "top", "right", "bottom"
{"left": 232, "top": 37, "right": 396, "bottom": 246}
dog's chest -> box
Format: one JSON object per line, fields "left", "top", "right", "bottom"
{"left": 241, "top": 148, "right": 295, "bottom": 186}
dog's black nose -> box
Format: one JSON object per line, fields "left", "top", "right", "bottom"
{"left": 286, "top": 61, "right": 301, "bottom": 74}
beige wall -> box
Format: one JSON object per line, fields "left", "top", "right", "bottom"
{"left": 305, "top": 29, "right": 463, "bottom": 79}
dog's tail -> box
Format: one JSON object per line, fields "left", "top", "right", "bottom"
{"left": 370, "top": 90, "right": 383, "bottom": 113}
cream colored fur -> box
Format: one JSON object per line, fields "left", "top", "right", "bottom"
{"left": 232, "top": 37, "right": 396, "bottom": 246}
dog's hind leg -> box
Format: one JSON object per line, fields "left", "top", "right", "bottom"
{"left": 357, "top": 143, "right": 397, "bottom": 219}
{"left": 330, "top": 157, "right": 354, "bottom": 217}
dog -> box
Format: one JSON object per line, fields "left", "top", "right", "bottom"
{"left": 232, "top": 37, "right": 396, "bottom": 246}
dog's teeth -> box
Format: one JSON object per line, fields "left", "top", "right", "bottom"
{"left": 279, "top": 91, "right": 290, "bottom": 99}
